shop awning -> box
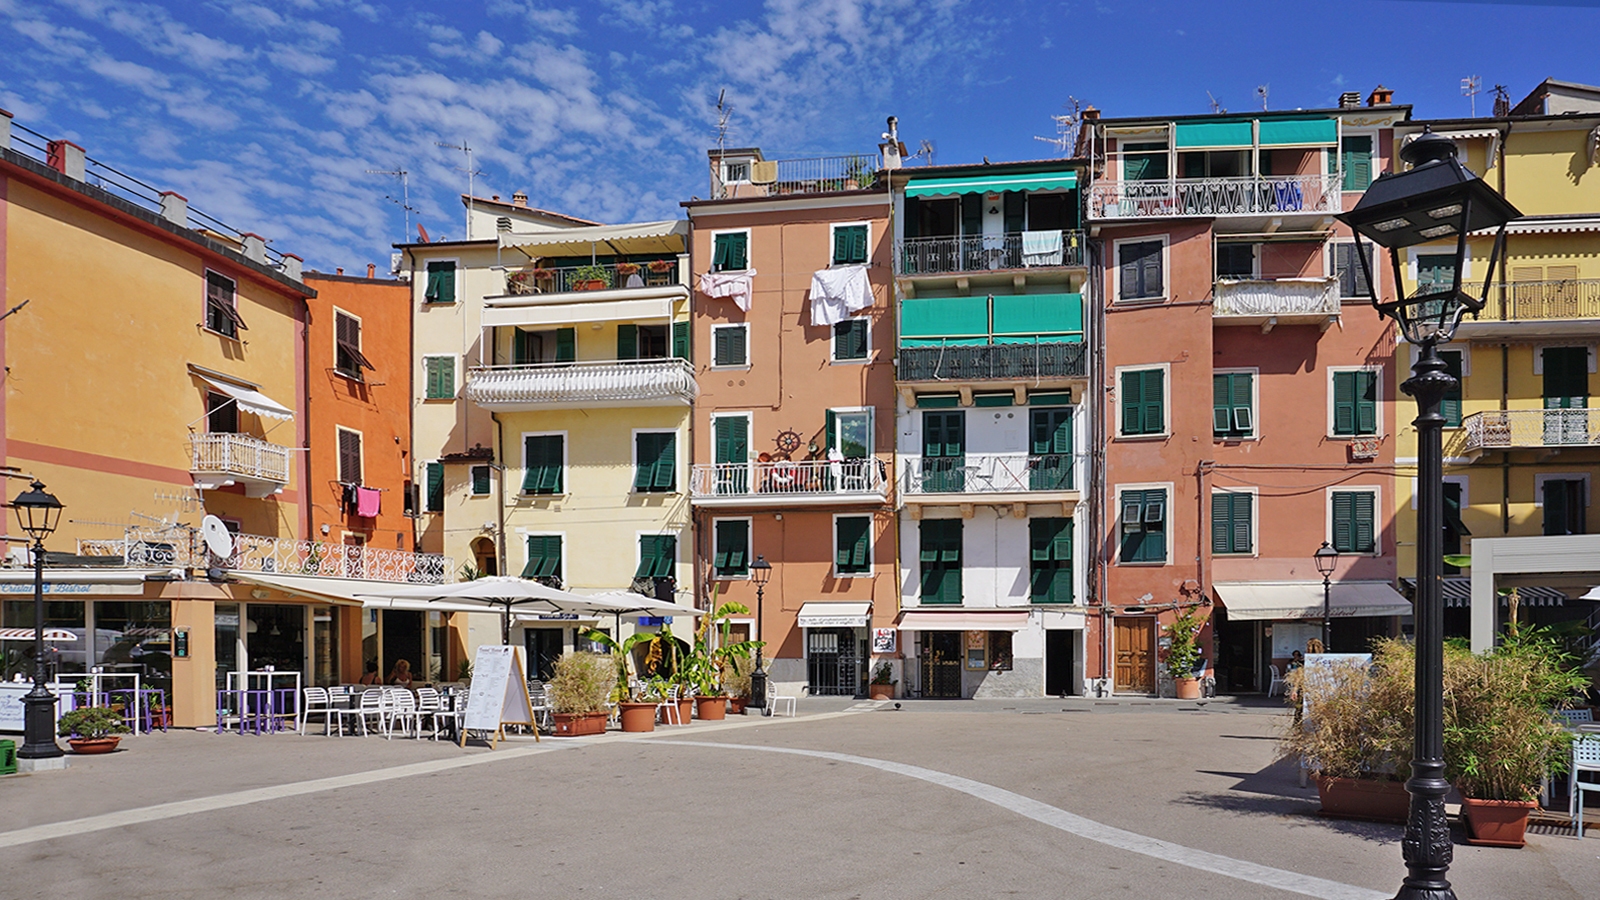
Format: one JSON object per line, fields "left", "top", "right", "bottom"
{"left": 905, "top": 171, "right": 1076, "bottom": 198}
{"left": 1401, "top": 577, "right": 1574, "bottom": 608}
{"left": 894, "top": 609, "right": 1030, "bottom": 631}
{"left": 0, "top": 568, "right": 167, "bottom": 595}
{"left": 191, "top": 371, "right": 295, "bottom": 421}
{"left": 499, "top": 220, "right": 688, "bottom": 257}
{"left": 797, "top": 602, "right": 872, "bottom": 628}
{"left": 1175, "top": 119, "right": 1253, "bottom": 149}
{"left": 1213, "top": 581, "right": 1411, "bottom": 621}
{"left": 230, "top": 572, "right": 442, "bottom": 607}
{"left": 0, "top": 628, "right": 78, "bottom": 641}
{"left": 360, "top": 596, "right": 501, "bottom": 615}
{"left": 1257, "top": 116, "right": 1338, "bottom": 146}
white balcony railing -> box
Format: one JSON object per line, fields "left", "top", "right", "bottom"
{"left": 78, "top": 527, "right": 451, "bottom": 584}
{"left": 690, "top": 459, "right": 888, "bottom": 502}
{"left": 1088, "top": 174, "right": 1340, "bottom": 219}
{"left": 1461, "top": 409, "right": 1600, "bottom": 455}
{"left": 900, "top": 454, "right": 1076, "bottom": 497}
{"left": 466, "top": 359, "right": 697, "bottom": 410}
{"left": 190, "top": 432, "right": 291, "bottom": 484}
{"left": 1213, "top": 277, "right": 1340, "bottom": 320}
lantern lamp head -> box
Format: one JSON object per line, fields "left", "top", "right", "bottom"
{"left": 11, "top": 480, "right": 63, "bottom": 543}
{"left": 750, "top": 554, "right": 773, "bottom": 586}
{"left": 1313, "top": 541, "right": 1339, "bottom": 577}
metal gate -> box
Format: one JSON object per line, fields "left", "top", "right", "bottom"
{"left": 806, "top": 629, "right": 860, "bottom": 696}
{"left": 921, "top": 632, "right": 963, "bottom": 698}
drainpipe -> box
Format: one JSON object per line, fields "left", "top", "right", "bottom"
{"left": 492, "top": 411, "right": 507, "bottom": 577}
{"left": 1498, "top": 121, "right": 1513, "bottom": 535}
{"left": 1087, "top": 235, "right": 1111, "bottom": 697}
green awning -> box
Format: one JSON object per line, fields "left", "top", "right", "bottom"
{"left": 899, "top": 338, "right": 989, "bottom": 348}
{"left": 905, "top": 171, "right": 1076, "bottom": 198}
{"left": 1259, "top": 116, "right": 1338, "bottom": 146}
{"left": 991, "top": 293, "right": 1082, "bottom": 337}
{"left": 900, "top": 296, "right": 989, "bottom": 339}
{"left": 1174, "top": 120, "right": 1253, "bottom": 149}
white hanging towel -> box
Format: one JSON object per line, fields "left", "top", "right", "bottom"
{"left": 1021, "top": 230, "right": 1063, "bottom": 266}
{"left": 809, "top": 265, "right": 872, "bottom": 327}
{"left": 698, "top": 270, "right": 756, "bottom": 311}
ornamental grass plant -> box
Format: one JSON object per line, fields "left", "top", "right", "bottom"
{"left": 546, "top": 651, "right": 613, "bottom": 716}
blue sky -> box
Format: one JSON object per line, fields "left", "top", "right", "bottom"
{"left": 3, "top": 0, "right": 1598, "bottom": 271}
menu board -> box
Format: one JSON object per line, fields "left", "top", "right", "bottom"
{"left": 460, "top": 645, "right": 536, "bottom": 745}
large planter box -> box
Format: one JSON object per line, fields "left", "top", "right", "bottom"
{"left": 694, "top": 696, "right": 728, "bottom": 721}
{"left": 869, "top": 683, "right": 896, "bottom": 701}
{"left": 552, "top": 712, "right": 607, "bottom": 737}
{"left": 618, "top": 703, "right": 656, "bottom": 733}
{"left": 1462, "top": 797, "right": 1536, "bottom": 848}
{"left": 1314, "top": 775, "right": 1410, "bottom": 824}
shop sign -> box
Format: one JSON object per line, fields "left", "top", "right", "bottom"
{"left": 871, "top": 628, "right": 896, "bottom": 654}
{"left": 0, "top": 582, "right": 145, "bottom": 596}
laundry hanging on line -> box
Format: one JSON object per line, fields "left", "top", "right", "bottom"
{"left": 809, "top": 265, "right": 872, "bottom": 326}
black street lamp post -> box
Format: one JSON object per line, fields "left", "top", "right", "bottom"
{"left": 1314, "top": 541, "right": 1339, "bottom": 652}
{"left": 748, "top": 555, "right": 772, "bottom": 711}
{"left": 12, "top": 480, "right": 64, "bottom": 762}
{"left": 1337, "top": 127, "right": 1520, "bottom": 900}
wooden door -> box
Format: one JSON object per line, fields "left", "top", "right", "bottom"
{"left": 1113, "top": 617, "right": 1155, "bottom": 693}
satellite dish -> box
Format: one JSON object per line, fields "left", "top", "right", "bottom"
{"left": 201, "top": 515, "right": 234, "bottom": 561}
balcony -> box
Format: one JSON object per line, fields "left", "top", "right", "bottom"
{"left": 1457, "top": 279, "right": 1600, "bottom": 339}
{"left": 712, "top": 154, "right": 879, "bottom": 199}
{"left": 1087, "top": 174, "right": 1340, "bottom": 220}
{"left": 190, "top": 433, "right": 291, "bottom": 497}
{"left": 1458, "top": 409, "right": 1600, "bottom": 459}
{"left": 897, "top": 342, "right": 1087, "bottom": 384}
{"left": 504, "top": 261, "right": 681, "bottom": 295}
{"left": 901, "top": 454, "right": 1078, "bottom": 506}
{"left": 1213, "top": 277, "right": 1340, "bottom": 330}
{"left": 898, "top": 230, "right": 1086, "bottom": 277}
{"left": 77, "top": 527, "right": 450, "bottom": 584}
{"left": 689, "top": 459, "right": 888, "bottom": 507}
{"left": 466, "top": 359, "right": 696, "bottom": 411}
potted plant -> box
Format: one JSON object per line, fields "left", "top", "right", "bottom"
{"left": 58, "top": 705, "right": 130, "bottom": 754}
{"left": 1164, "top": 610, "right": 1204, "bottom": 700}
{"left": 869, "top": 661, "right": 896, "bottom": 701}
{"left": 506, "top": 270, "right": 536, "bottom": 295}
{"left": 615, "top": 262, "right": 640, "bottom": 276}
{"left": 546, "top": 651, "right": 612, "bottom": 737}
{"left": 572, "top": 264, "right": 612, "bottom": 291}
{"left": 583, "top": 628, "right": 660, "bottom": 733}
{"left": 647, "top": 259, "right": 676, "bottom": 274}
{"left": 723, "top": 664, "right": 752, "bottom": 714}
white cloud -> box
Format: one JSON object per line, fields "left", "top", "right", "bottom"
{"left": 87, "top": 56, "right": 171, "bottom": 91}
{"left": 268, "top": 44, "right": 337, "bottom": 75}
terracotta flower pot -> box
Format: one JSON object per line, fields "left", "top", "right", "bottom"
{"left": 618, "top": 702, "right": 656, "bottom": 733}
{"left": 551, "top": 712, "right": 607, "bottom": 737}
{"left": 574, "top": 279, "right": 607, "bottom": 291}
{"left": 67, "top": 736, "right": 121, "bottom": 755}
{"left": 1314, "top": 775, "right": 1410, "bottom": 824}
{"left": 728, "top": 697, "right": 748, "bottom": 714}
{"left": 1174, "top": 677, "right": 1201, "bottom": 700}
{"left": 869, "top": 683, "right": 895, "bottom": 701}
{"left": 1462, "top": 797, "right": 1536, "bottom": 848}
{"left": 677, "top": 697, "right": 695, "bottom": 723}
{"left": 694, "top": 696, "right": 728, "bottom": 721}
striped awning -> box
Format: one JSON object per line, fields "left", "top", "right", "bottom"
{"left": 1403, "top": 577, "right": 1574, "bottom": 608}
{"left": 905, "top": 171, "right": 1076, "bottom": 198}
{"left": 0, "top": 628, "right": 78, "bottom": 641}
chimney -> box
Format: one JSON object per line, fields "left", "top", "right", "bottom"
{"left": 240, "top": 233, "right": 267, "bottom": 263}
{"left": 880, "top": 115, "right": 903, "bottom": 171}
{"left": 1339, "top": 91, "right": 1361, "bottom": 109}
{"left": 1367, "top": 85, "right": 1394, "bottom": 107}
{"left": 46, "top": 139, "right": 86, "bottom": 181}
{"left": 367, "top": 263, "right": 376, "bottom": 278}
{"left": 336, "top": 267, "right": 344, "bottom": 276}
{"left": 491, "top": 195, "right": 500, "bottom": 202}
{"left": 511, "top": 190, "right": 528, "bottom": 207}
{"left": 159, "top": 191, "right": 188, "bottom": 226}
{"left": 0, "top": 108, "right": 11, "bottom": 152}
{"left": 1081, "top": 106, "right": 1100, "bottom": 122}
{"left": 280, "top": 253, "right": 303, "bottom": 281}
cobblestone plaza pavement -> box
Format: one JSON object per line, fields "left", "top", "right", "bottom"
{"left": 1, "top": 700, "right": 1594, "bottom": 899}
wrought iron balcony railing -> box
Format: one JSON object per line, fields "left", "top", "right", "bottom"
{"left": 901, "top": 454, "right": 1075, "bottom": 496}
{"left": 1213, "top": 277, "right": 1340, "bottom": 321}
{"left": 1460, "top": 409, "right": 1600, "bottom": 455}
{"left": 466, "top": 359, "right": 697, "bottom": 410}
{"left": 190, "top": 433, "right": 291, "bottom": 485}
{"left": 77, "top": 527, "right": 451, "bottom": 584}
{"left": 1472, "top": 279, "right": 1600, "bottom": 322}
{"left": 690, "top": 459, "right": 888, "bottom": 503}
{"left": 1087, "top": 174, "right": 1340, "bottom": 219}
{"left": 503, "top": 261, "right": 681, "bottom": 295}
{"left": 897, "top": 342, "right": 1087, "bottom": 382}
{"left": 898, "top": 230, "right": 1086, "bottom": 275}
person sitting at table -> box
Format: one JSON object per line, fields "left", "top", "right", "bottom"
{"left": 387, "top": 658, "right": 413, "bottom": 689}
{"left": 358, "top": 660, "right": 381, "bottom": 685}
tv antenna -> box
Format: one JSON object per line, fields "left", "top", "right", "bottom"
{"left": 908, "top": 139, "right": 936, "bottom": 166}
{"left": 1461, "top": 75, "right": 1481, "bottom": 117}
{"left": 1255, "top": 84, "right": 1270, "bottom": 111}
{"left": 1492, "top": 83, "right": 1511, "bottom": 117}
{"left": 435, "top": 141, "right": 479, "bottom": 240}
{"left": 366, "top": 168, "right": 415, "bottom": 242}
{"left": 713, "top": 89, "right": 734, "bottom": 197}
{"left": 1206, "top": 91, "right": 1226, "bottom": 114}
{"left": 1033, "top": 97, "right": 1083, "bottom": 157}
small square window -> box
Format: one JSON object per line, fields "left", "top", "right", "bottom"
{"left": 712, "top": 324, "right": 749, "bottom": 367}
{"left": 712, "top": 233, "right": 748, "bottom": 272}
{"left": 833, "top": 319, "right": 868, "bottom": 361}
{"left": 470, "top": 465, "right": 491, "bottom": 496}
{"left": 206, "top": 271, "right": 245, "bottom": 337}
{"left": 424, "top": 261, "right": 457, "bottom": 303}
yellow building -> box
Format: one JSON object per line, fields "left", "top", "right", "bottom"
{"left": 1392, "top": 81, "right": 1600, "bottom": 645}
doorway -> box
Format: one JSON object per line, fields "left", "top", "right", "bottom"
{"left": 246, "top": 605, "right": 305, "bottom": 674}
{"left": 1044, "top": 629, "right": 1076, "bottom": 696}
{"left": 921, "top": 631, "right": 963, "bottom": 698}
{"left": 381, "top": 610, "right": 423, "bottom": 682}
{"left": 524, "top": 628, "right": 564, "bottom": 682}
{"left": 1113, "top": 617, "right": 1155, "bottom": 693}
{"left": 805, "top": 628, "right": 860, "bottom": 696}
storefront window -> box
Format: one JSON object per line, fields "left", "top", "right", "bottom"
{"left": 2, "top": 599, "right": 84, "bottom": 682}
{"left": 246, "top": 604, "right": 305, "bottom": 673}
{"left": 988, "top": 631, "right": 1013, "bottom": 672}
{"left": 362, "top": 608, "right": 378, "bottom": 676}
{"left": 312, "top": 605, "right": 337, "bottom": 687}
{"left": 93, "top": 601, "right": 172, "bottom": 696}
{"left": 215, "top": 602, "right": 239, "bottom": 690}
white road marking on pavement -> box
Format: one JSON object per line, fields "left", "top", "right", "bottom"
{"left": 0, "top": 743, "right": 571, "bottom": 850}
{"left": 651, "top": 740, "right": 1388, "bottom": 900}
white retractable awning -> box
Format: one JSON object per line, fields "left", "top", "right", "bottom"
{"left": 360, "top": 596, "right": 501, "bottom": 615}
{"left": 1213, "top": 581, "right": 1412, "bottom": 621}
{"left": 895, "top": 610, "right": 1030, "bottom": 632}
{"left": 230, "top": 572, "right": 440, "bottom": 607}
{"left": 481, "top": 292, "right": 679, "bottom": 329}
{"left": 500, "top": 220, "right": 688, "bottom": 257}
{"left": 192, "top": 372, "right": 295, "bottom": 421}
{"left": 0, "top": 628, "right": 78, "bottom": 641}
{"left": 796, "top": 602, "right": 872, "bottom": 628}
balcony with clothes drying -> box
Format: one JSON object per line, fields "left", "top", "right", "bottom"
{"left": 1210, "top": 236, "right": 1342, "bottom": 331}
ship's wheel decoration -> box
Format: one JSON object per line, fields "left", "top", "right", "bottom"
{"left": 773, "top": 428, "right": 803, "bottom": 454}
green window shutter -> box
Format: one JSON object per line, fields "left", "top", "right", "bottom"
{"left": 425, "top": 262, "right": 456, "bottom": 303}
{"left": 714, "top": 326, "right": 747, "bottom": 366}
{"left": 714, "top": 233, "right": 748, "bottom": 271}
{"left": 1123, "top": 154, "right": 1150, "bottom": 181}
{"left": 1212, "top": 493, "right": 1252, "bottom": 554}
{"left": 636, "top": 535, "right": 675, "bottom": 579}
{"left": 1356, "top": 371, "right": 1377, "bottom": 435}
{"left": 1003, "top": 191, "right": 1025, "bottom": 234}
{"left": 425, "top": 357, "right": 454, "bottom": 400}
{"left": 616, "top": 324, "right": 638, "bottom": 360}
{"left": 714, "top": 520, "right": 749, "bottom": 575}
{"left": 1031, "top": 408, "right": 1071, "bottom": 455}
{"left": 836, "top": 516, "right": 871, "bottom": 573}
{"left": 512, "top": 330, "right": 536, "bottom": 365}
{"left": 672, "top": 321, "right": 690, "bottom": 361}
{"left": 641, "top": 432, "right": 676, "bottom": 491}
{"left": 1119, "top": 244, "right": 1140, "bottom": 299}
{"left": 1121, "top": 370, "right": 1143, "bottom": 435}
{"left": 1333, "top": 371, "right": 1355, "bottom": 435}
{"left": 1354, "top": 492, "right": 1374, "bottom": 552}
{"left": 1029, "top": 518, "right": 1072, "bottom": 602}
{"left": 714, "top": 416, "right": 748, "bottom": 465}
{"left": 1332, "top": 491, "right": 1374, "bottom": 552}
{"left": 1341, "top": 136, "right": 1373, "bottom": 191}
{"left": 555, "top": 328, "right": 575, "bottom": 362}
{"left": 1212, "top": 374, "right": 1232, "bottom": 435}
{"left": 633, "top": 434, "right": 656, "bottom": 491}
{"left": 712, "top": 235, "right": 729, "bottom": 270}
{"left": 833, "top": 319, "right": 867, "bottom": 360}
{"left": 920, "top": 519, "right": 962, "bottom": 604}
{"left": 425, "top": 461, "right": 444, "bottom": 512}
{"left": 825, "top": 409, "right": 837, "bottom": 452}
{"left": 521, "top": 536, "right": 562, "bottom": 579}
{"left": 1440, "top": 351, "right": 1463, "bottom": 427}
{"left": 1142, "top": 244, "right": 1162, "bottom": 298}
{"left": 523, "top": 436, "right": 563, "bottom": 494}
{"left": 1213, "top": 373, "right": 1253, "bottom": 437}
{"left": 471, "top": 465, "right": 491, "bottom": 495}
{"left": 1140, "top": 369, "right": 1164, "bottom": 435}
{"left": 833, "top": 226, "right": 867, "bottom": 265}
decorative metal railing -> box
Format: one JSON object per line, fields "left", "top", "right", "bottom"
{"left": 901, "top": 453, "right": 1075, "bottom": 495}
{"left": 77, "top": 528, "right": 451, "bottom": 583}
{"left": 897, "top": 230, "right": 1086, "bottom": 275}
{"left": 466, "top": 359, "right": 696, "bottom": 409}
{"left": 712, "top": 154, "right": 879, "bottom": 198}
{"left": 502, "top": 261, "right": 681, "bottom": 295}
{"left": 1460, "top": 409, "right": 1600, "bottom": 455}
{"left": 1472, "top": 279, "right": 1600, "bottom": 322}
{"left": 897, "top": 342, "right": 1087, "bottom": 382}
{"left": 1087, "top": 174, "right": 1340, "bottom": 219}
{"left": 1213, "top": 277, "right": 1341, "bottom": 319}
{"left": 689, "top": 459, "right": 888, "bottom": 500}
{"left": 190, "top": 433, "right": 292, "bottom": 484}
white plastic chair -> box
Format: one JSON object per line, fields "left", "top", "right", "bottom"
{"left": 1266, "top": 664, "right": 1284, "bottom": 697}
{"left": 1572, "top": 734, "right": 1600, "bottom": 837}
{"left": 657, "top": 686, "right": 682, "bottom": 726}
{"left": 299, "top": 686, "right": 332, "bottom": 735}
{"left": 768, "top": 683, "right": 797, "bottom": 717}
{"left": 415, "top": 687, "right": 447, "bottom": 740}
{"left": 385, "top": 688, "right": 418, "bottom": 739}
{"left": 355, "top": 687, "right": 387, "bottom": 736}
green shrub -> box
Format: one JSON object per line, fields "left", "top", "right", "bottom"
{"left": 546, "top": 652, "right": 613, "bottom": 715}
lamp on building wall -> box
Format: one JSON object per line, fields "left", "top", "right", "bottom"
{"left": 1336, "top": 127, "right": 1520, "bottom": 900}
{"left": 1313, "top": 542, "right": 1339, "bottom": 653}
{"left": 749, "top": 555, "right": 772, "bottom": 711}
{"left": 12, "top": 480, "right": 64, "bottom": 763}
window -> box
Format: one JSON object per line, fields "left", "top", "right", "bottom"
{"left": 522, "top": 434, "right": 564, "bottom": 495}
{"left": 1443, "top": 481, "right": 1468, "bottom": 574}
{"left": 1122, "top": 142, "right": 1169, "bottom": 181}
{"left": 1439, "top": 350, "right": 1463, "bottom": 428}
{"left": 711, "top": 232, "right": 749, "bottom": 272}
{"left": 988, "top": 631, "right": 1013, "bottom": 671}
{"left": 1119, "top": 488, "right": 1167, "bottom": 564}
{"left": 1338, "top": 135, "right": 1374, "bottom": 191}
{"left": 827, "top": 409, "right": 872, "bottom": 458}
{"left": 1211, "top": 491, "right": 1253, "bottom": 555}
{"left": 1416, "top": 252, "right": 1456, "bottom": 293}
{"left": 1333, "top": 243, "right": 1374, "bottom": 299}
{"left": 1181, "top": 150, "right": 1246, "bottom": 178}
{"left": 470, "top": 465, "right": 491, "bottom": 496}
{"left": 1331, "top": 369, "right": 1378, "bottom": 436}
{"left": 425, "top": 462, "right": 444, "bottom": 512}
{"left": 919, "top": 519, "right": 962, "bottom": 604}
{"left": 334, "top": 310, "right": 373, "bottom": 379}
{"left": 616, "top": 324, "right": 669, "bottom": 360}
{"left": 712, "top": 324, "right": 748, "bottom": 367}
{"left": 723, "top": 161, "right": 750, "bottom": 183}
{"left": 207, "top": 392, "right": 238, "bottom": 434}
{"left": 1120, "top": 368, "right": 1166, "bottom": 437}
{"left": 1543, "top": 479, "right": 1586, "bottom": 536}
{"left": 1029, "top": 408, "right": 1073, "bottom": 491}
{"left": 1029, "top": 517, "right": 1073, "bottom": 603}
{"left": 635, "top": 534, "right": 676, "bottom": 579}
{"left": 713, "top": 519, "right": 750, "bottom": 578}
{"left": 834, "top": 515, "right": 872, "bottom": 576}
{"left": 672, "top": 321, "right": 690, "bottom": 362}
{"left": 424, "top": 356, "right": 456, "bottom": 400}
{"left": 832, "top": 318, "right": 868, "bottom": 361}
{"left": 633, "top": 432, "right": 676, "bottom": 493}
{"left": 205, "top": 271, "right": 245, "bottom": 337}
{"left": 522, "top": 535, "right": 562, "bottom": 581}
{"left": 1215, "top": 243, "right": 1256, "bottom": 279}
{"left": 424, "top": 260, "right": 457, "bottom": 303}
{"left": 1331, "top": 490, "right": 1376, "bottom": 554}
{"left": 832, "top": 224, "right": 868, "bottom": 265}
{"left": 920, "top": 410, "right": 965, "bottom": 492}
{"left": 337, "top": 428, "right": 362, "bottom": 485}
{"left": 1118, "top": 240, "right": 1164, "bottom": 301}
{"left": 1213, "top": 371, "right": 1255, "bottom": 439}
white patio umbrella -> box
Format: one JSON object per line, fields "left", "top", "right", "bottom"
{"left": 355, "top": 577, "right": 638, "bottom": 645}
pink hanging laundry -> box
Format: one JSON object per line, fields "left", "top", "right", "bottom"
{"left": 355, "top": 486, "right": 381, "bottom": 518}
